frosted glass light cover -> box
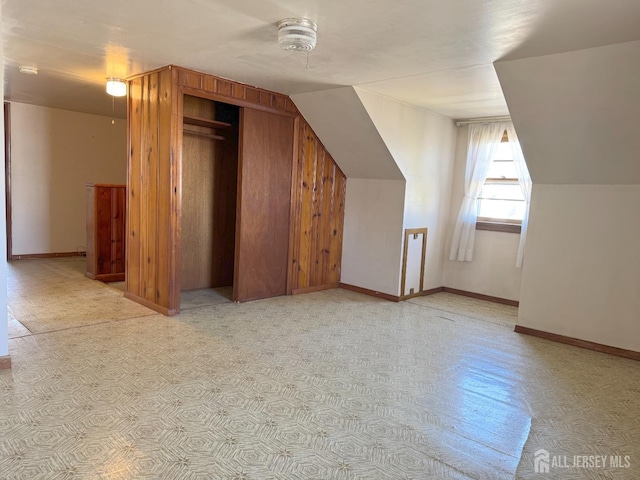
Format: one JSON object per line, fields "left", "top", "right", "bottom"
{"left": 278, "top": 18, "right": 317, "bottom": 51}
{"left": 106, "top": 78, "right": 127, "bottom": 97}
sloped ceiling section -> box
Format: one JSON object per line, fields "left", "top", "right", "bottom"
{"left": 495, "top": 40, "right": 640, "bottom": 185}
{"left": 291, "top": 87, "right": 404, "bottom": 181}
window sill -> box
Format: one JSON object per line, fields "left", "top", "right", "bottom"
{"left": 476, "top": 222, "right": 521, "bottom": 234}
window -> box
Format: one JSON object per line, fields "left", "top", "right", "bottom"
{"left": 477, "top": 132, "right": 526, "bottom": 233}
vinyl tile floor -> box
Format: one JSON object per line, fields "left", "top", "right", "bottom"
{"left": 1, "top": 258, "right": 639, "bottom": 479}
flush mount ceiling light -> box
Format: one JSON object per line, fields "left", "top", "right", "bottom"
{"left": 18, "top": 65, "right": 38, "bottom": 75}
{"left": 106, "top": 78, "right": 126, "bottom": 97}
{"left": 278, "top": 18, "right": 317, "bottom": 52}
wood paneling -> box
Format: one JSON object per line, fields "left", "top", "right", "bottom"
{"left": 235, "top": 109, "right": 294, "bottom": 302}
{"left": 289, "top": 121, "right": 346, "bottom": 292}
{"left": 161, "top": 68, "right": 178, "bottom": 310}
{"left": 212, "top": 133, "right": 238, "bottom": 287}
{"left": 126, "top": 65, "right": 346, "bottom": 314}
{"left": 175, "top": 67, "right": 293, "bottom": 117}
{"left": 181, "top": 130, "right": 215, "bottom": 289}
{"left": 126, "top": 68, "right": 178, "bottom": 315}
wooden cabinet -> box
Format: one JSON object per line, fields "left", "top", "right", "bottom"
{"left": 126, "top": 65, "right": 346, "bottom": 315}
{"left": 86, "top": 184, "right": 126, "bottom": 282}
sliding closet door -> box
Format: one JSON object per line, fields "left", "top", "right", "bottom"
{"left": 234, "top": 109, "right": 294, "bottom": 302}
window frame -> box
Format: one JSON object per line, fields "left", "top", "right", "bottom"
{"left": 476, "top": 130, "right": 523, "bottom": 234}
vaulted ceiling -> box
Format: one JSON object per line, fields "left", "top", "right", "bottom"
{"left": 3, "top": 0, "right": 640, "bottom": 119}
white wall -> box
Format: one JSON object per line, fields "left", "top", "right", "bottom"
{"left": 341, "top": 179, "right": 405, "bottom": 295}
{"left": 518, "top": 185, "right": 640, "bottom": 351}
{"left": 291, "top": 88, "right": 403, "bottom": 180}
{"left": 0, "top": 0, "right": 9, "bottom": 358}
{"left": 10, "top": 103, "right": 126, "bottom": 255}
{"left": 495, "top": 40, "right": 640, "bottom": 185}
{"left": 355, "top": 89, "right": 457, "bottom": 292}
{"left": 497, "top": 41, "right": 640, "bottom": 351}
{"left": 442, "top": 125, "right": 523, "bottom": 301}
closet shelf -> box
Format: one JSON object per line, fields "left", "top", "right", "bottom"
{"left": 183, "top": 128, "right": 225, "bottom": 141}
{"left": 183, "top": 115, "right": 232, "bottom": 129}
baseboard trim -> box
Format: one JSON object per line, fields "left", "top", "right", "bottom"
{"left": 124, "top": 292, "right": 176, "bottom": 316}
{"left": 292, "top": 283, "right": 339, "bottom": 295}
{"left": 339, "top": 283, "right": 400, "bottom": 302}
{"left": 515, "top": 325, "right": 640, "bottom": 361}
{"left": 338, "top": 283, "right": 518, "bottom": 306}
{"left": 0, "top": 356, "right": 11, "bottom": 370}
{"left": 400, "top": 286, "right": 444, "bottom": 301}
{"left": 11, "top": 251, "right": 85, "bottom": 260}
{"left": 442, "top": 287, "right": 519, "bottom": 307}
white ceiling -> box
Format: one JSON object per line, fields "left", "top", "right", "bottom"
{"left": 3, "top": 0, "right": 640, "bottom": 119}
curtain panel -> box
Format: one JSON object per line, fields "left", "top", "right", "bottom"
{"left": 506, "top": 124, "right": 532, "bottom": 268}
{"left": 449, "top": 122, "right": 510, "bottom": 262}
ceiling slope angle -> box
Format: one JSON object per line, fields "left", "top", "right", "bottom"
{"left": 291, "top": 87, "right": 404, "bottom": 181}
{"left": 495, "top": 40, "right": 640, "bottom": 185}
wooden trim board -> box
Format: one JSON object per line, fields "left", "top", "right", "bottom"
{"left": 339, "top": 283, "right": 400, "bottom": 302}
{"left": 180, "top": 85, "right": 297, "bottom": 118}
{"left": 340, "top": 283, "right": 518, "bottom": 307}
{"left": 400, "top": 228, "right": 427, "bottom": 297}
{"left": 515, "top": 325, "right": 640, "bottom": 362}
{"left": 442, "top": 287, "right": 519, "bottom": 307}
{"left": 476, "top": 221, "right": 521, "bottom": 234}
{"left": 292, "top": 283, "right": 338, "bottom": 295}
{"left": 400, "top": 286, "right": 444, "bottom": 301}
{"left": 0, "top": 356, "right": 11, "bottom": 370}
{"left": 11, "top": 252, "right": 85, "bottom": 260}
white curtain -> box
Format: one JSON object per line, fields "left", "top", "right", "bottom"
{"left": 506, "top": 124, "right": 532, "bottom": 268}
{"left": 449, "top": 122, "right": 509, "bottom": 262}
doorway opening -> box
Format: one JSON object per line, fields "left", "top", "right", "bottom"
{"left": 180, "top": 95, "right": 240, "bottom": 307}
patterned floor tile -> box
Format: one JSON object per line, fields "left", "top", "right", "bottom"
{"left": 1, "top": 259, "right": 639, "bottom": 479}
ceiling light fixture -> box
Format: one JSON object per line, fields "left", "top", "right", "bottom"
{"left": 278, "top": 18, "right": 317, "bottom": 52}
{"left": 18, "top": 65, "right": 38, "bottom": 75}
{"left": 106, "top": 78, "right": 126, "bottom": 97}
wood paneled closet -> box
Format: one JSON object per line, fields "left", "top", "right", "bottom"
{"left": 126, "top": 66, "right": 345, "bottom": 315}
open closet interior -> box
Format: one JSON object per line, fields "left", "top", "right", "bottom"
{"left": 126, "top": 66, "right": 346, "bottom": 315}
{"left": 181, "top": 95, "right": 239, "bottom": 294}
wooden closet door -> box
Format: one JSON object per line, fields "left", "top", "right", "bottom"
{"left": 234, "top": 109, "right": 294, "bottom": 302}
